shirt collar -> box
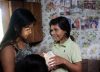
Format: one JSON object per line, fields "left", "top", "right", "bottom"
{"left": 54, "top": 37, "right": 72, "bottom": 48}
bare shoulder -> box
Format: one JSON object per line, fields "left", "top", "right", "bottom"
{"left": 1, "top": 45, "right": 15, "bottom": 53}
{"left": 0, "top": 45, "right": 15, "bottom": 59}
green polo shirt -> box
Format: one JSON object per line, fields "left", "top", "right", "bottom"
{"left": 51, "top": 38, "right": 82, "bottom": 72}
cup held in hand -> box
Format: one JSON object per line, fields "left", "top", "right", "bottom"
{"left": 43, "top": 51, "right": 55, "bottom": 65}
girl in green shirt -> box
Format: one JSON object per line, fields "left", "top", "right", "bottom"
{"left": 48, "top": 16, "right": 82, "bottom": 72}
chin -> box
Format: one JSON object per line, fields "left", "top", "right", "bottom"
{"left": 54, "top": 39, "right": 60, "bottom": 42}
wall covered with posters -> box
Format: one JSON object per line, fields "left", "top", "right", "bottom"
{"left": 32, "top": 0, "right": 100, "bottom": 60}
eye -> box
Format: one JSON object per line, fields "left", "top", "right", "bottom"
{"left": 24, "top": 25, "right": 29, "bottom": 28}
{"left": 50, "top": 29, "right": 53, "bottom": 32}
{"left": 25, "top": 28, "right": 31, "bottom": 31}
{"left": 54, "top": 29, "right": 58, "bottom": 32}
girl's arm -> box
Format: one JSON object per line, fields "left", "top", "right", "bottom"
{"left": 1, "top": 45, "right": 15, "bottom": 72}
{"left": 49, "top": 55, "right": 82, "bottom": 72}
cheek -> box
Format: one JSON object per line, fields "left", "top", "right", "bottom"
{"left": 57, "top": 31, "right": 65, "bottom": 36}
{"left": 21, "top": 30, "right": 31, "bottom": 39}
{"left": 21, "top": 32, "right": 27, "bottom": 39}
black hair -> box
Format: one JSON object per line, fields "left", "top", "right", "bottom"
{"left": 0, "top": 8, "right": 36, "bottom": 48}
{"left": 70, "top": 35, "right": 75, "bottom": 42}
{"left": 16, "top": 54, "right": 48, "bottom": 72}
{"left": 49, "top": 16, "right": 71, "bottom": 38}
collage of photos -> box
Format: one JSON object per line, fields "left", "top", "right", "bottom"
{"left": 45, "top": 0, "right": 71, "bottom": 16}
{"left": 71, "top": 16, "right": 99, "bottom": 30}
{"left": 44, "top": 0, "right": 100, "bottom": 31}
{"left": 83, "top": 0, "right": 96, "bottom": 10}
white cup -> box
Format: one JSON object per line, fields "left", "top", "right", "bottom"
{"left": 43, "top": 51, "right": 55, "bottom": 65}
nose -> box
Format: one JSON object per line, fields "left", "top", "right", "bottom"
{"left": 29, "top": 28, "right": 32, "bottom": 34}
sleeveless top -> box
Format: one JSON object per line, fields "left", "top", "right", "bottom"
{"left": 0, "top": 43, "right": 33, "bottom": 71}
{"left": 13, "top": 43, "right": 33, "bottom": 62}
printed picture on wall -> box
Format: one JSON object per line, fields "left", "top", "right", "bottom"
{"left": 90, "top": 17, "right": 99, "bottom": 30}
{"left": 81, "top": 16, "right": 99, "bottom": 30}
{"left": 81, "top": 16, "right": 90, "bottom": 30}
{"left": 83, "top": 0, "right": 96, "bottom": 10}
{"left": 72, "top": 18, "right": 81, "bottom": 30}
{"left": 45, "top": 0, "right": 71, "bottom": 15}
{"left": 70, "top": 0, "right": 82, "bottom": 14}
{"left": 45, "top": 1, "right": 56, "bottom": 12}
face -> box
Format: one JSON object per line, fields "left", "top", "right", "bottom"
{"left": 50, "top": 24, "right": 66, "bottom": 42}
{"left": 74, "top": 19, "right": 80, "bottom": 28}
{"left": 92, "top": 22, "right": 96, "bottom": 29}
{"left": 21, "top": 24, "right": 33, "bottom": 40}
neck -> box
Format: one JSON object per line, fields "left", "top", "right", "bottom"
{"left": 59, "top": 37, "right": 68, "bottom": 44}
{"left": 16, "top": 37, "right": 26, "bottom": 49}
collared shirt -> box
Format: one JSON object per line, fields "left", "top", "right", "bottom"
{"left": 51, "top": 38, "right": 82, "bottom": 72}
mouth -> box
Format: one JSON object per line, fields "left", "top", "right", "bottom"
{"left": 26, "top": 34, "right": 33, "bottom": 43}
{"left": 52, "top": 36, "right": 59, "bottom": 40}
